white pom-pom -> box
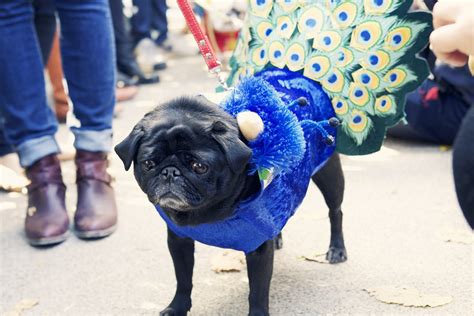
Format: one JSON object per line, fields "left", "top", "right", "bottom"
{"left": 236, "top": 111, "right": 264, "bottom": 141}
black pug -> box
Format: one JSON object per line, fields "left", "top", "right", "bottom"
{"left": 115, "top": 96, "right": 346, "bottom": 316}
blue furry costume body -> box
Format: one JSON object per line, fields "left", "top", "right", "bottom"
{"left": 156, "top": 69, "right": 337, "bottom": 253}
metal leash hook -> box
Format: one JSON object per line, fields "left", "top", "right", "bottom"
{"left": 178, "top": 0, "right": 231, "bottom": 91}
{"left": 210, "top": 64, "right": 231, "bottom": 91}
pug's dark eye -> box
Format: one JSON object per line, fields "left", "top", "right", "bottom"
{"left": 142, "top": 160, "right": 156, "bottom": 171}
{"left": 191, "top": 161, "right": 208, "bottom": 174}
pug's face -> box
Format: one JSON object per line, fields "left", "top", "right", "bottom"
{"left": 115, "top": 97, "right": 253, "bottom": 226}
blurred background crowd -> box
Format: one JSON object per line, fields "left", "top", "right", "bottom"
{"left": 0, "top": 0, "right": 472, "bottom": 249}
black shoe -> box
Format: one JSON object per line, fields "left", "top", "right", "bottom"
{"left": 116, "top": 70, "right": 139, "bottom": 88}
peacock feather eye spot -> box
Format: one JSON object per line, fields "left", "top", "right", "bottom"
{"left": 265, "top": 28, "right": 273, "bottom": 36}
{"left": 306, "top": 18, "right": 316, "bottom": 27}
{"left": 336, "top": 101, "right": 343, "bottom": 108}
{"left": 260, "top": 50, "right": 266, "bottom": 59}
{"left": 291, "top": 54, "right": 299, "bottom": 61}
{"left": 361, "top": 30, "right": 371, "bottom": 42}
{"left": 338, "top": 52, "right": 345, "bottom": 61}
{"left": 353, "top": 115, "right": 362, "bottom": 124}
{"left": 281, "top": 23, "right": 288, "bottom": 30}
{"left": 393, "top": 34, "right": 402, "bottom": 44}
{"left": 312, "top": 63, "right": 321, "bottom": 72}
{"left": 354, "top": 89, "right": 363, "bottom": 98}
{"left": 390, "top": 73, "right": 397, "bottom": 82}
{"left": 373, "top": 0, "right": 384, "bottom": 6}
{"left": 323, "top": 36, "right": 332, "bottom": 46}
{"left": 361, "top": 74, "right": 371, "bottom": 84}
{"left": 274, "top": 50, "right": 282, "bottom": 58}
{"left": 381, "top": 99, "right": 387, "bottom": 106}
{"left": 339, "top": 12, "right": 348, "bottom": 21}
{"left": 256, "top": 0, "right": 266, "bottom": 5}
{"left": 369, "top": 55, "right": 379, "bottom": 65}
{"left": 328, "top": 74, "right": 337, "bottom": 84}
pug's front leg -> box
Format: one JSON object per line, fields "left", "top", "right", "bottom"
{"left": 246, "top": 239, "right": 274, "bottom": 316}
{"left": 160, "top": 228, "right": 195, "bottom": 316}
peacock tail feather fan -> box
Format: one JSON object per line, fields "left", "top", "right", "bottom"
{"left": 228, "top": 0, "right": 432, "bottom": 155}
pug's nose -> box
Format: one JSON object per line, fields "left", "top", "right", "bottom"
{"left": 160, "top": 166, "right": 181, "bottom": 179}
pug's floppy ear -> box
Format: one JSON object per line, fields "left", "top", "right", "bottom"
{"left": 211, "top": 121, "right": 252, "bottom": 174}
{"left": 114, "top": 127, "right": 144, "bottom": 171}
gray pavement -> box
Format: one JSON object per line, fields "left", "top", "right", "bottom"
{"left": 0, "top": 55, "right": 472, "bottom": 315}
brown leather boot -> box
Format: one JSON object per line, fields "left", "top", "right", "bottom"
{"left": 74, "top": 150, "right": 117, "bottom": 239}
{"left": 25, "top": 155, "right": 69, "bottom": 246}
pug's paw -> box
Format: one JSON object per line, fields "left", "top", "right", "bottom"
{"left": 326, "top": 246, "right": 347, "bottom": 264}
{"left": 160, "top": 307, "right": 187, "bottom": 316}
{"left": 249, "top": 309, "right": 269, "bottom": 316}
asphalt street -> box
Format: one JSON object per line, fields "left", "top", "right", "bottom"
{"left": 0, "top": 55, "right": 472, "bottom": 315}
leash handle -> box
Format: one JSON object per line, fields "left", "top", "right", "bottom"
{"left": 177, "top": 0, "right": 221, "bottom": 73}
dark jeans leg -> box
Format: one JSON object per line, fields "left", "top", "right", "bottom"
{"left": 452, "top": 106, "right": 474, "bottom": 228}
{"left": 0, "top": 118, "right": 14, "bottom": 157}
{"left": 55, "top": 0, "right": 116, "bottom": 152}
{"left": 131, "top": 0, "right": 152, "bottom": 44}
{"left": 0, "top": 0, "right": 59, "bottom": 167}
{"left": 152, "top": 0, "right": 168, "bottom": 45}
{"left": 109, "top": 0, "right": 138, "bottom": 74}
{"left": 33, "top": 0, "right": 56, "bottom": 65}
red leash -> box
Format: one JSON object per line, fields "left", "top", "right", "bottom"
{"left": 177, "top": 0, "right": 227, "bottom": 88}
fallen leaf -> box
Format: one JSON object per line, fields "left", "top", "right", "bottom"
{"left": 6, "top": 299, "right": 39, "bottom": 316}
{"left": 0, "top": 165, "right": 29, "bottom": 192}
{"left": 364, "top": 286, "right": 452, "bottom": 308}
{"left": 301, "top": 253, "right": 329, "bottom": 264}
{"left": 439, "top": 229, "right": 473, "bottom": 245}
{"left": 211, "top": 250, "right": 245, "bottom": 273}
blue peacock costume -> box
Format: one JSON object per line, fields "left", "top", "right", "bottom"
{"left": 156, "top": 0, "right": 432, "bottom": 253}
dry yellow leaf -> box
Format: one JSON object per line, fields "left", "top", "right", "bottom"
{"left": 6, "top": 299, "right": 39, "bottom": 316}
{"left": 301, "top": 253, "right": 329, "bottom": 264}
{"left": 364, "top": 286, "right": 452, "bottom": 308}
{"left": 211, "top": 250, "right": 246, "bottom": 273}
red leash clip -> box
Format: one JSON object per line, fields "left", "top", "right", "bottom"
{"left": 177, "top": 0, "right": 228, "bottom": 89}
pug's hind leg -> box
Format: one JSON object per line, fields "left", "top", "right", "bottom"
{"left": 246, "top": 239, "right": 274, "bottom": 316}
{"left": 160, "top": 228, "right": 195, "bottom": 316}
{"left": 311, "top": 153, "right": 347, "bottom": 264}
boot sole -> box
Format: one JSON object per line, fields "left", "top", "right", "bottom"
{"left": 74, "top": 224, "right": 117, "bottom": 240}
{"left": 28, "top": 231, "right": 69, "bottom": 246}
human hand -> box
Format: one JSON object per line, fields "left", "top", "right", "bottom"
{"left": 430, "top": 0, "right": 474, "bottom": 67}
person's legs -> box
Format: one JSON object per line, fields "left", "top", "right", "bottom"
{"left": 56, "top": 0, "right": 115, "bottom": 152}
{"left": 55, "top": 0, "right": 117, "bottom": 238}
{"left": 388, "top": 80, "right": 470, "bottom": 145}
{"left": 0, "top": 1, "right": 60, "bottom": 167}
{"left": 33, "top": 0, "right": 56, "bottom": 65}
{"left": 0, "top": 119, "right": 14, "bottom": 158}
{"left": 131, "top": 0, "right": 152, "bottom": 44}
{"left": 452, "top": 106, "right": 474, "bottom": 229}
{"left": 151, "top": 0, "right": 168, "bottom": 46}
{"left": 109, "top": 0, "right": 137, "bottom": 75}
{"left": 109, "top": 0, "right": 160, "bottom": 84}
{"left": 0, "top": 0, "right": 68, "bottom": 246}
{"left": 47, "top": 30, "right": 70, "bottom": 123}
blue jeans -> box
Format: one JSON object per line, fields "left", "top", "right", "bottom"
{"left": 131, "top": 0, "right": 168, "bottom": 45}
{"left": 0, "top": 0, "right": 116, "bottom": 167}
